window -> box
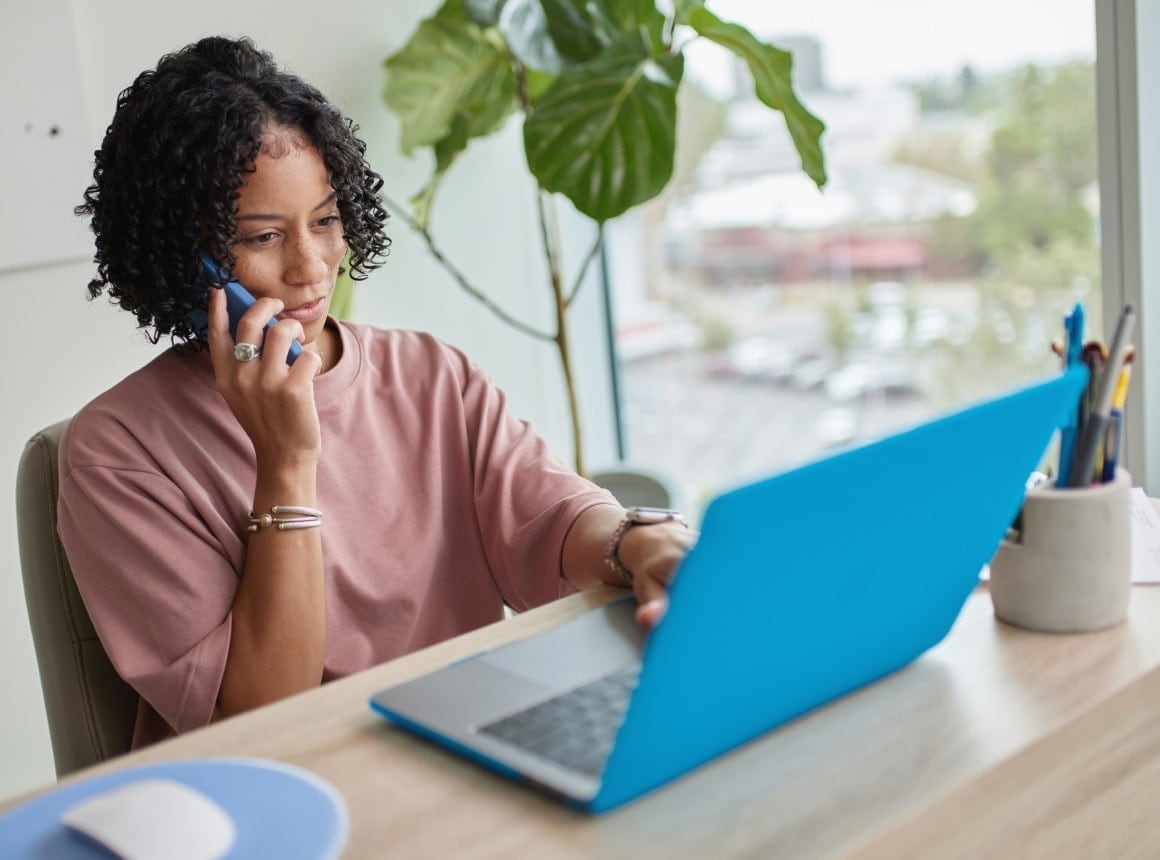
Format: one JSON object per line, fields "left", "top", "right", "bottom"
{"left": 606, "top": 1, "right": 1101, "bottom": 511}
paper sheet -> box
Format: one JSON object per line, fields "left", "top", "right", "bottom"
{"left": 1130, "top": 487, "right": 1160, "bottom": 584}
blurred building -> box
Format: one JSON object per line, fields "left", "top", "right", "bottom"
{"left": 667, "top": 39, "right": 982, "bottom": 288}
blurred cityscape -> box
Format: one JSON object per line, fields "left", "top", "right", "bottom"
{"left": 612, "top": 32, "right": 1100, "bottom": 514}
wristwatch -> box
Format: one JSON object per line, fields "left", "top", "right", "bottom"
{"left": 603, "top": 506, "right": 687, "bottom": 586}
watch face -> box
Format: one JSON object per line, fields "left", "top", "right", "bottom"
{"left": 627, "top": 506, "right": 686, "bottom": 526}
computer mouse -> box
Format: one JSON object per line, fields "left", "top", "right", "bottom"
{"left": 61, "top": 777, "right": 236, "bottom": 860}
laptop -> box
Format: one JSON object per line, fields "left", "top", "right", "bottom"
{"left": 369, "top": 367, "right": 1087, "bottom": 812}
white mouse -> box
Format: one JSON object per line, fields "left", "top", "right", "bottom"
{"left": 61, "top": 777, "right": 236, "bottom": 860}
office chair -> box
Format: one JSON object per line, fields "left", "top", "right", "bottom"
{"left": 16, "top": 419, "right": 137, "bottom": 777}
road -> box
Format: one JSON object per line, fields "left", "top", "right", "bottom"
{"left": 620, "top": 347, "right": 931, "bottom": 517}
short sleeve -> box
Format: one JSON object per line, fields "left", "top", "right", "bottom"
{"left": 57, "top": 415, "right": 245, "bottom": 738}
{"left": 455, "top": 350, "right": 617, "bottom": 609}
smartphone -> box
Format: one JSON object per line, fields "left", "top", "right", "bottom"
{"left": 187, "top": 254, "right": 303, "bottom": 365}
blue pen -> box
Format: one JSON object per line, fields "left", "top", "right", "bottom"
{"left": 1101, "top": 409, "right": 1122, "bottom": 483}
{"left": 1057, "top": 302, "right": 1084, "bottom": 485}
{"left": 1065, "top": 302, "right": 1084, "bottom": 367}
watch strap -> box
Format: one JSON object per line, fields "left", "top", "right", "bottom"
{"left": 602, "top": 506, "right": 687, "bottom": 585}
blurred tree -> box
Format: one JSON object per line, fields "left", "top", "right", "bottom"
{"left": 972, "top": 62, "right": 1098, "bottom": 266}
{"left": 930, "top": 61, "right": 1100, "bottom": 406}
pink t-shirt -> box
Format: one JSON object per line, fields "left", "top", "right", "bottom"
{"left": 58, "top": 322, "right": 615, "bottom": 748}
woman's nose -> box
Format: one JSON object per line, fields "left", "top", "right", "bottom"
{"left": 284, "top": 237, "right": 329, "bottom": 286}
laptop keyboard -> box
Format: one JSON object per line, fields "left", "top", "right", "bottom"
{"left": 476, "top": 665, "right": 641, "bottom": 778}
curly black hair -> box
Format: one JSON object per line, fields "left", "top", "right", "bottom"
{"left": 76, "top": 36, "right": 390, "bottom": 344}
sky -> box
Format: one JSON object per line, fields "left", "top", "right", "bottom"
{"left": 693, "top": 0, "right": 1095, "bottom": 91}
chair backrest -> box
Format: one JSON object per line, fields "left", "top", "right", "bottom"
{"left": 589, "top": 467, "right": 676, "bottom": 509}
{"left": 16, "top": 419, "right": 137, "bottom": 777}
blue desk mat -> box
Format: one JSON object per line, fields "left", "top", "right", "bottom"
{"left": 0, "top": 757, "right": 348, "bottom": 859}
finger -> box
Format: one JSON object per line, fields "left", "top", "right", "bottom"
{"left": 633, "top": 565, "right": 671, "bottom": 603}
{"left": 206, "top": 286, "right": 236, "bottom": 376}
{"left": 261, "top": 318, "right": 313, "bottom": 373}
{"left": 631, "top": 560, "right": 675, "bottom": 632}
{"left": 233, "top": 297, "right": 285, "bottom": 353}
{"left": 635, "top": 596, "right": 668, "bottom": 630}
{"left": 289, "top": 346, "right": 324, "bottom": 380}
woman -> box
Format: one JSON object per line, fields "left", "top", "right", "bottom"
{"left": 60, "top": 36, "right": 691, "bottom": 748}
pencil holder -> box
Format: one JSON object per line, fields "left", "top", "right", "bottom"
{"left": 989, "top": 469, "right": 1131, "bottom": 633}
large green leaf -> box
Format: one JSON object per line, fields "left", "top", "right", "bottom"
{"left": 491, "top": 0, "right": 567, "bottom": 72}
{"left": 331, "top": 251, "right": 356, "bottom": 319}
{"left": 688, "top": 7, "right": 827, "bottom": 188}
{"left": 382, "top": 12, "right": 517, "bottom": 154}
{"left": 459, "top": 0, "right": 606, "bottom": 72}
{"left": 463, "top": 0, "right": 503, "bottom": 25}
{"left": 673, "top": 0, "right": 705, "bottom": 24}
{"left": 523, "top": 67, "right": 556, "bottom": 103}
{"left": 541, "top": 0, "right": 666, "bottom": 54}
{"left": 588, "top": 0, "right": 667, "bottom": 49}
{"left": 435, "top": 0, "right": 468, "bottom": 18}
{"left": 524, "top": 34, "right": 683, "bottom": 221}
{"left": 539, "top": 0, "right": 608, "bottom": 63}
{"left": 409, "top": 113, "right": 472, "bottom": 229}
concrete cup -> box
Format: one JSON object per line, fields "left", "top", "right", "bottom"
{"left": 989, "top": 469, "right": 1131, "bottom": 633}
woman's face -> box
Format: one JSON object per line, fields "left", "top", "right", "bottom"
{"left": 229, "top": 129, "right": 346, "bottom": 352}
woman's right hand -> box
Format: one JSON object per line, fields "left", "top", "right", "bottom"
{"left": 206, "top": 286, "right": 329, "bottom": 720}
{"left": 206, "top": 286, "right": 325, "bottom": 469}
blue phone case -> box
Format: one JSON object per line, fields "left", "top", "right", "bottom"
{"left": 187, "top": 255, "right": 303, "bottom": 365}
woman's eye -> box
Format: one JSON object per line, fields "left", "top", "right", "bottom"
{"left": 245, "top": 231, "right": 278, "bottom": 246}
{"left": 318, "top": 215, "right": 342, "bottom": 229}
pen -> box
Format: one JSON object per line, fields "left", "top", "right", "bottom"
{"left": 1079, "top": 341, "right": 1105, "bottom": 443}
{"left": 1100, "top": 366, "right": 1132, "bottom": 483}
{"left": 1067, "top": 304, "right": 1084, "bottom": 365}
{"left": 1057, "top": 303, "right": 1084, "bottom": 484}
{"left": 1067, "top": 303, "right": 1135, "bottom": 487}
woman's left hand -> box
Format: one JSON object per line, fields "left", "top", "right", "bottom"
{"left": 563, "top": 505, "right": 697, "bottom": 631}
{"left": 615, "top": 519, "right": 698, "bottom": 629}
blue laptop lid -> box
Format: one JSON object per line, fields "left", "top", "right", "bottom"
{"left": 593, "top": 366, "right": 1087, "bottom": 811}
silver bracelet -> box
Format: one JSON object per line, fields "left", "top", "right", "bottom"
{"left": 247, "top": 505, "right": 323, "bottom": 532}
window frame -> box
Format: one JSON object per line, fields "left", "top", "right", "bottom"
{"left": 595, "top": 0, "right": 1160, "bottom": 493}
{"left": 1096, "top": 0, "right": 1156, "bottom": 491}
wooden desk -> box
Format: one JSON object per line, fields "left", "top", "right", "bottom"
{"left": 7, "top": 584, "right": 1160, "bottom": 857}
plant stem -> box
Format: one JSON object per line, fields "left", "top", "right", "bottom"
{"left": 565, "top": 226, "right": 605, "bottom": 307}
{"left": 383, "top": 24, "right": 592, "bottom": 476}
{"left": 385, "top": 186, "right": 588, "bottom": 474}
{"left": 381, "top": 192, "right": 553, "bottom": 343}
{"left": 554, "top": 285, "right": 584, "bottom": 475}
{"left": 535, "top": 188, "right": 586, "bottom": 476}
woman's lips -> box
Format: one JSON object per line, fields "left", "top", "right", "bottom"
{"left": 280, "top": 296, "right": 327, "bottom": 324}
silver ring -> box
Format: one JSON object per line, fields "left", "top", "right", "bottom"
{"left": 233, "top": 342, "right": 261, "bottom": 362}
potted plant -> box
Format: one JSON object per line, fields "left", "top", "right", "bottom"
{"left": 381, "top": 0, "right": 827, "bottom": 475}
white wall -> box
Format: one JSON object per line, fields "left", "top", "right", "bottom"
{"left": 0, "top": 0, "right": 616, "bottom": 802}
